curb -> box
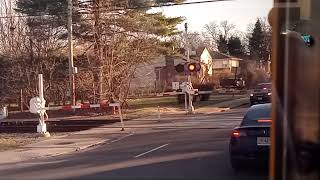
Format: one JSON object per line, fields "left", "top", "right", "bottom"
{"left": 229, "top": 102, "right": 250, "bottom": 109}
{"left": 75, "top": 139, "right": 109, "bottom": 152}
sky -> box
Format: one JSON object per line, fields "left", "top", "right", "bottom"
{"left": 151, "top": 0, "right": 273, "bottom": 33}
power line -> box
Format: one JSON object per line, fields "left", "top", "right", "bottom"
{"left": 122, "top": 0, "right": 231, "bottom": 9}
{"left": 0, "top": 0, "right": 230, "bottom": 19}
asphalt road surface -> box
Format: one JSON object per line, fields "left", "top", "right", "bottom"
{"left": 0, "top": 108, "right": 268, "bottom": 180}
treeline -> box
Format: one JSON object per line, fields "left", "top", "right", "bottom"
{"left": 0, "top": 0, "right": 185, "bottom": 108}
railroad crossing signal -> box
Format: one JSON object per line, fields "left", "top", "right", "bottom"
{"left": 187, "top": 63, "right": 196, "bottom": 72}
{"left": 175, "top": 63, "right": 201, "bottom": 74}
{"left": 175, "top": 64, "right": 185, "bottom": 73}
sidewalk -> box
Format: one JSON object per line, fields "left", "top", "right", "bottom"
{"left": 0, "top": 97, "right": 249, "bottom": 164}
{"left": 0, "top": 125, "right": 134, "bottom": 164}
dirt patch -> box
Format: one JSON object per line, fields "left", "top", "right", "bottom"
{"left": 0, "top": 133, "right": 68, "bottom": 152}
{"left": 0, "top": 134, "right": 39, "bottom": 151}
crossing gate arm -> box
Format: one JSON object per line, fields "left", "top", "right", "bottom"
{"left": 45, "top": 102, "right": 125, "bottom": 131}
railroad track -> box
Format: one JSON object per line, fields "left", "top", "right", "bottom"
{"left": 0, "top": 119, "right": 128, "bottom": 133}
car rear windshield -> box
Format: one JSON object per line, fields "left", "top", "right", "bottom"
{"left": 241, "top": 105, "right": 272, "bottom": 126}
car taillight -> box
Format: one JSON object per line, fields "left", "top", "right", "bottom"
{"left": 258, "top": 119, "right": 272, "bottom": 123}
{"left": 231, "top": 130, "right": 247, "bottom": 138}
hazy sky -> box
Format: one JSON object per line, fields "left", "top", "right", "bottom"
{"left": 152, "top": 0, "right": 273, "bottom": 33}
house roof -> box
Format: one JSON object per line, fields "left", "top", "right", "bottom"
{"left": 172, "top": 54, "right": 199, "bottom": 63}
{"left": 175, "top": 47, "right": 242, "bottom": 62}
{"left": 194, "top": 46, "right": 206, "bottom": 57}
{"left": 209, "top": 51, "right": 242, "bottom": 60}
{"left": 209, "top": 51, "right": 231, "bottom": 59}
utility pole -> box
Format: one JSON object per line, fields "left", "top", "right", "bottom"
{"left": 67, "top": 0, "right": 76, "bottom": 107}
{"left": 8, "top": 0, "right": 14, "bottom": 57}
{"left": 184, "top": 23, "right": 194, "bottom": 114}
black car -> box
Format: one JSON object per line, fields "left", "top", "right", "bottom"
{"left": 229, "top": 103, "right": 271, "bottom": 171}
{"left": 250, "top": 83, "right": 272, "bottom": 106}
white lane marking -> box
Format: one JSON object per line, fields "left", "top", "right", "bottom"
{"left": 134, "top": 143, "right": 169, "bottom": 158}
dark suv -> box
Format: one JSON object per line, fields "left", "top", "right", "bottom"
{"left": 250, "top": 83, "right": 272, "bottom": 106}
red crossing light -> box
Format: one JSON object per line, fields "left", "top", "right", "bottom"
{"left": 188, "top": 63, "right": 196, "bottom": 72}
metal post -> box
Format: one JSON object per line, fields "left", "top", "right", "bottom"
{"left": 20, "top": 89, "right": 23, "bottom": 112}
{"left": 118, "top": 104, "right": 125, "bottom": 131}
{"left": 158, "top": 68, "right": 161, "bottom": 93}
{"left": 68, "top": 0, "right": 76, "bottom": 107}
{"left": 233, "top": 67, "right": 238, "bottom": 98}
{"left": 3, "top": 107, "right": 8, "bottom": 118}
{"left": 157, "top": 106, "right": 161, "bottom": 121}
{"left": 39, "top": 74, "right": 44, "bottom": 102}
{"left": 93, "top": 82, "right": 96, "bottom": 104}
{"left": 8, "top": 0, "right": 13, "bottom": 57}
{"left": 185, "top": 23, "right": 194, "bottom": 114}
{"left": 37, "top": 74, "right": 50, "bottom": 137}
{"left": 184, "top": 92, "right": 188, "bottom": 113}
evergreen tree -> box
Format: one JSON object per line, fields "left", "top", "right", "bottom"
{"left": 227, "top": 36, "right": 244, "bottom": 56}
{"left": 217, "top": 34, "right": 228, "bottom": 54}
{"left": 15, "top": 0, "right": 184, "bottom": 38}
{"left": 248, "top": 19, "right": 265, "bottom": 61}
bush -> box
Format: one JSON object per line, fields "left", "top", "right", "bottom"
{"left": 193, "top": 83, "right": 214, "bottom": 91}
{"left": 241, "top": 62, "right": 270, "bottom": 88}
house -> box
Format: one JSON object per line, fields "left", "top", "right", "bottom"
{"left": 130, "top": 53, "right": 201, "bottom": 94}
{"left": 129, "top": 55, "right": 166, "bottom": 95}
{"left": 129, "top": 47, "right": 243, "bottom": 94}
{"left": 191, "top": 47, "right": 243, "bottom": 77}
{"left": 209, "top": 51, "right": 242, "bottom": 76}
{"left": 194, "top": 48, "right": 242, "bottom": 76}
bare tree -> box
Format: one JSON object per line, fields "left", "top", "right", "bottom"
{"left": 0, "top": 6, "right": 69, "bottom": 108}
{"left": 170, "top": 31, "right": 205, "bottom": 51}
{"left": 203, "top": 21, "right": 219, "bottom": 49}
{"left": 204, "top": 21, "right": 219, "bottom": 41}
{"left": 203, "top": 20, "right": 235, "bottom": 51}
{"left": 220, "top": 20, "right": 235, "bottom": 38}
{"left": 74, "top": 0, "right": 182, "bottom": 103}
{"left": 0, "top": 0, "right": 184, "bottom": 107}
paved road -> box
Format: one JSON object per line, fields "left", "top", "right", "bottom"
{"left": 0, "top": 108, "right": 268, "bottom": 180}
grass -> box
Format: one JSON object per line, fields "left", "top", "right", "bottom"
{"left": 124, "top": 95, "right": 244, "bottom": 118}
{"left": 127, "top": 97, "right": 180, "bottom": 109}
{"left": 127, "top": 95, "right": 244, "bottom": 109}
{"left": 0, "top": 133, "right": 39, "bottom": 152}
{"left": 194, "top": 98, "right": 234, "bottom": 107}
